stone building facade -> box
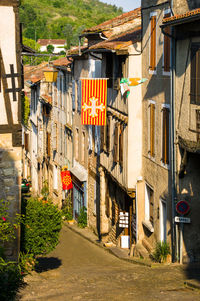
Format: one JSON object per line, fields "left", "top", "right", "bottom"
{"left": 162, "top": 0, "right": 200, "bottom": 262}
{"left": 141, "top": 0, "right": 172, "bottom": 255}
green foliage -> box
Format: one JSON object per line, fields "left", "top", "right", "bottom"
{"left": 21, "top": 197, "right": 62, "bottom": 256}
{"left": 21, "top": 92, "right": 30, "bottom": 126}
{"left": 0, "top": 199, "right": 21, "bottom": 244}
{"left": 18, "top": 252, "right": 37, "bottom": 274}
{"left": 77, "top": 206, "right": 87, "bottom": 228}
{"left": 153, "top": 241, "right": 170, "bottom": 263}
{"left": 19, "top": 0, "right": 123, "bottom": 49}
{"left": 62, "top": 192, "right": 73, "bottom": 221}
{"left": 47, "top": 44, "right": 55, "bottom": 53}
{"left": 0, "top": 258, "right": 23, "bottom": 301}
{"left": 0, "top": 200, "right": 24, "bottom": 300}
{"left": 41, "top": 180, "right": 50, "bottom": 201}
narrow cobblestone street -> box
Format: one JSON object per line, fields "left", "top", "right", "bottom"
{"left": 18, "top": 224, "right": 200, "bottom": 301}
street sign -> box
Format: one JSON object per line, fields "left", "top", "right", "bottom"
{"left": 176, "top": 200, "right": 190, "bottom": 215}
{"left": 175, "top": 216, "right": 191, "bottom": 223}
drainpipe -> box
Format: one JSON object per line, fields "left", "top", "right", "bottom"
{"left": 170, "top": 25, "right": 177, "bottom": 262}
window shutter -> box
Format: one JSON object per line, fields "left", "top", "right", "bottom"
{"left": 100, "top": 126, "right": 105, "bottom": 151}
{"left": 52, "top": 123, "right": 57, "bottom": 151}
{"left": 113, "top": 122, "right": 119, "bottom": 162}
{"left": 149, "top": 189, "right": 154, "bottom": 226}
{"left": 72, "top": 80, "right": 76, "bottom": 110}
{"left": 164, "top": 26, "right": 170, "bottom": 72}
{"left": 106, "top": 116, "right": 111, "bottom": 152}
{"left": 119, "top": 123, "right": 123, "bottom": 167}
{"left": 150, "top": 16, "right": 156, "bottom": 71}
{"left": 88, "top": 125, "right": 93, "bottom": 151}
{"left": 197, "top": 48, "right": 200, "bottom": 104}
{"left": 47, "top": 132, "right": 51, "bottom": 157}
{"left": 77, "top": 80, "right": 82, "bottom": 112}
{"left": 150, "top": 103, "right": 155, "bottom": 157}
{"left": 24, "top": 133, "right": 29, "bottom": 151}
{"left": 196, "top": 110, "right": 200, "bottom": 142}
{"left": 105, "top": 180, "right": 110, "bottom": 217}
{"left": 162, "top": 107, "right": 169, "bottom": 165}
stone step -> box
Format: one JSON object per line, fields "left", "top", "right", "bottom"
{"left": 133, "top": 243, "right": 150, "bottom": 259}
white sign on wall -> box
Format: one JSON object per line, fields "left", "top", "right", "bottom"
{"left": 119, "top": 211, "right": 129, "bottom": 228}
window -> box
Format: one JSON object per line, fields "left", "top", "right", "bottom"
{"left": 106, "top": 53, "right": 113, "bottom": 88}
{"left": 113, "top": 122, "right": 120, "bottom": 163}
{"left": 75, "top": 128, "right": 79, "bottom": 160}
{"left": 101, "top": 115, "right": 111, "bottom": 153}
{"left": 190, "top": 43, "right": 200, "bottom": 104}
{"left": 53, "top": 165, "right": 58, "bottom": 190}
{"left": 52, "top": 122, "right": 57, "bottom": 151}
{"left": 46, "top": 132, "right": 51, "bottom": 157}
{"left": 119, "top": 123, "right": 124, "bottom": 167}
{"left": 160, "top": 199, "right": 167, "bottom": 242}
{"left": 163, "top": 11, "right": 171, "bottom": 74}
{"left": 149, "top": 13, "right": 157, "bottom": 73}
{"left": 145, "top": 184, "right": 154, "bottom": 228}
{"left": 196, "top": 110, "right": 200, "bottom": 142}
{"left": 24, "top": 133, "right": 29, "bottom": 152}
{"left": 148, "top": 101, "right": 155, "bottom": 158}
{"left": 81, "top": 131, "right": 85, "bottom": 163}
{"left": 161, "top": 106, "right": 170, "bottom": 166}
{"left": 113, "top": 122, "right": 124, "bottom": 166}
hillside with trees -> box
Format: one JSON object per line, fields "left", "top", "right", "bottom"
{"left": 20, "top": 0, "right": 123, "bottom": 49}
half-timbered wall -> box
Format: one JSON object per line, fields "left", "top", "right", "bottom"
{"left": 0, "top": 0, "right": 22, "bottom": 260}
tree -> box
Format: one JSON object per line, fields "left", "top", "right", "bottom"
{"left": 47, "top": 44, "right": 55, "bottom": 53}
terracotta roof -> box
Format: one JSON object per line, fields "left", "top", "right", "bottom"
{"left": 52, "top": 57, "right": 71, "bottom": 66}
{"left": 41, "top": 94, "right": 52, "bottom": 105}
{"left": 89, "top": 26, "right": 141, "bottom": 51}
{"left": 163, "top": 8, "right": 200, "bottom": 24}
{"left": 24, "top": 62, "right": 48, "bottom": 83}
{"left": 37, "top": 39, "right": 66, "bottom": 46}
{"left": 68, "top": 45, "right": 88, "bottom": 56}
{"left": 83, "top": 7, "right": 141, "bottom": 33}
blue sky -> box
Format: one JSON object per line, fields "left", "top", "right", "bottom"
{"left": 100, "top": 0, "right": 141, "bottom": 12}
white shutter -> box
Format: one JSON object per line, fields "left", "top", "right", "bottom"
{"left": 52, "top": 123, "right": 57, "bottom": 150}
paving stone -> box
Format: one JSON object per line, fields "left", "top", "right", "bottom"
{"left": 18, "top": 225, "right": 200, "bottom": 301}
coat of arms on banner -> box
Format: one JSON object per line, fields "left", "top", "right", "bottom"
{"left": 81, "top": 79, "right": 107, "bottom": 126}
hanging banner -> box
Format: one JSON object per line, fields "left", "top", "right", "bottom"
{"left": 81, "top": 79, "right": 107, "bottom": 126}
{"left": 61, "top": 170, "right": 73, "bottom": 190}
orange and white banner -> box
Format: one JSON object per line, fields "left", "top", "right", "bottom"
{"left": 81, "top": 79, "right": 107, "bottom": 126}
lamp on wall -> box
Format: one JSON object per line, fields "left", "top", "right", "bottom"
{"left": 43, "top": 67, "right": 58, "bottom": 83}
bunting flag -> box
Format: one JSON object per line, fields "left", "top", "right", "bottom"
{"left": 128, "top": 78, "right": 148, "bottom": 86}
{"left": 81, "top": 79, "right": 107, "bottom": 126}
{"left": 61, "top": 170, "right": 73, "bottom": 190}
{"left": 120, "top": 77, "right": 148, "bottom": 98}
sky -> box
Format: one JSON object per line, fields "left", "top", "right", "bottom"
{"left": 100, "top": 0, "right": 141, "bottom": 12}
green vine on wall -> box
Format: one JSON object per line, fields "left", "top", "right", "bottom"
{"left": 21, "top": 92, "right": 30, "bottom": 126}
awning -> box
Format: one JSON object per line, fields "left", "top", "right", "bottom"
{"left": 70, "top": 162, "right": 88, "bottom": 182}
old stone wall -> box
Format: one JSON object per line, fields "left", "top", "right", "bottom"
{"left": 0, "top": 134, "right": 21, "bottom": 260}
